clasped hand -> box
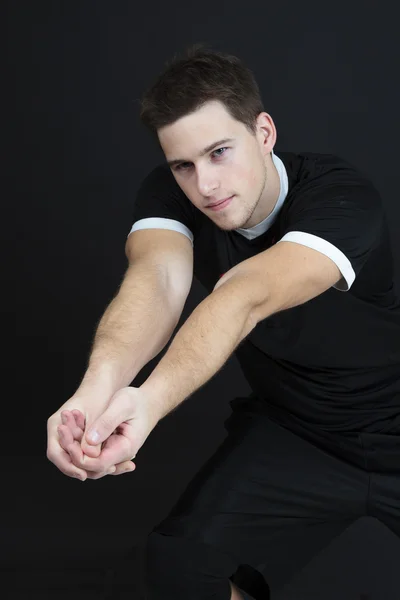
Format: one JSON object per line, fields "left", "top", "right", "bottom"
{"left": 51, "top": 386, "right": 160, "bottom": 481}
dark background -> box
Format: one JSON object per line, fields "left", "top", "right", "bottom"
{"left": 5, "top": 0, "right": 400, "bottom": 597}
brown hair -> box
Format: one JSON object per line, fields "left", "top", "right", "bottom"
{"left": 139, "top": 43, "right": 265, "bottom": 144}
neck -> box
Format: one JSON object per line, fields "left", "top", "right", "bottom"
{"left": 265, "top": 153, "right": 281, "bottom": 216}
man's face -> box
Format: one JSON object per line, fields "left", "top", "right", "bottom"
{"left": 158, "top": 100, "right": 277, "bottom": 230}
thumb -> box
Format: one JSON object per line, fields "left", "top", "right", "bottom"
{"left": 85, "top": 391, "right": 134, "bottom": 446}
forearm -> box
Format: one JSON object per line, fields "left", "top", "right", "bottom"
{"left": 140, "top": 277, "right": 256, "bottom": 420}
{"left": 78, "top": 264, "right": 180, "bottom": 397}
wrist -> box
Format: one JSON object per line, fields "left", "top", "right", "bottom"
{"left": 78, "top": 362, "right": 121, "bottom": 393}
{"left": 140, "top": 378, "right": 171, "bottom": 423}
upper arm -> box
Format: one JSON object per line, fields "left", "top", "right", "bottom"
{"left": 125, "top": 227, "right": 194, "bottom": 316}
{"left": 278, "top": 178, "right": 383, "bottom": 291}
{"left": 215, "top": 240, "right": 342, "bottom": 326}
{"left": 218, "top": 180, "right": 383, "bottom": 324}
{"left": 249, "top": 241, "right": 342, "bottom": 323}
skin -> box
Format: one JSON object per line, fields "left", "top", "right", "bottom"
{"left": 57, "top": 101, "right": 294, "bottom": 599}
{"left": 230, "top": 581, "right": 245, "bottom": 600}
{"left": 57, "top": 100, "right": 282, "bottom": 481}
{"left": 158, "top": 99, "right": 281, "bottom": 230}
{"left": 56, "top": 409, "right": 136, "bottom": 480}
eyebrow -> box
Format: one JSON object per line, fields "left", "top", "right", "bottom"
{"left": 166, "top": 138, "right": 235, "bottom": 167}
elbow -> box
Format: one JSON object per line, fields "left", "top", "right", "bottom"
{"left": 249, "top": 287, "right": 275, "bottom": 326}
{"left": 213, "top": 272, "right": 261, "bottom": 335}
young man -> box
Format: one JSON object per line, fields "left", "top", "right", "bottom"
{"left": 48, "top": 44, "right": 400, "bottom": 599}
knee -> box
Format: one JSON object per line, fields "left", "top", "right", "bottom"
{"left": 145, "top": 530, "right": 236, "bottom": 599}
{"left": 145, "top": 531, "right": 184, "bottom": 590}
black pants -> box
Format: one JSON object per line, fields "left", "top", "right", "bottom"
{"left": 145, "top": 394, "right": 400, "bottom": 599}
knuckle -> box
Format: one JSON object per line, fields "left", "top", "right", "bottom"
{"left": 73, "top": 458, "right": 88, "bottom": 471}
{"left": 82, "top": 460, "right": 102, "bottom": 472}
{"left": 47, "top": 446, "right": 59, "bottom": 463}
{"left": 87, "top": 471, "right": 104, "bottom": 480}
{"left": 69, "top": 458, "right": 82, "bottom": 470}
{"left": 68, "top": 469, "right": 83, "bottom": 480}
{"left": 59, "top": 465, "right": 74, "bottom": 478}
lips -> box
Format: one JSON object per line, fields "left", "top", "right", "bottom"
{"left": 207, "top": 195, "right": 233, "bottom": 208}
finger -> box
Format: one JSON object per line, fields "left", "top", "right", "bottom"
{"left": 69, "top": 434, "right": 120, "bottom": 472}
{"left": 80, "top": 435, "right": 102, "bottom": 459}
{"left": 72, "top": 430, "right": 134, "bottom": 473}
{"left": 71, "top": 409, "right": 85, "bottom": 431}
{"left": 58, "top": 426, "right": 97, "bottom": 473}
{"left": 85, "top": 391, "right": 135, "bottom": 446}
{"left": 57, "top": 425, "right": 74, "bottom": 453}
{"left": 85, "top": 460, "right": 135, "bottom": 478}
{"left": 111, "top": 461, "right": 136, "bottom": 475}
{"left": 84, "top": 466, "right": 118, "bottom": 480}
{"left": 58, "top": 426, "right": 88, "bottom": 464}
{"left": 77, "top": 415, "right": 102, "bottom": 458}
{"left": 47, "top": 435, "right": 87, "bottom": 481}
{"left": 62, "top": 410, "right": 84, "bottom": 440}
{"left": 79, "top": 431, "right": 133, "bottom": 472}
{"left": 61, "top": 411, "right": 84, "bottom": 441}
{"left": 76, "top": 456, "right": 136, "bottom": 479}
{"left": 68, "top": 436, "right": 123, "bottom": 473}
{"left": 65, "top": 436, "right": 91, "bottom": 469}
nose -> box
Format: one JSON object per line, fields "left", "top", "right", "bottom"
{"left": 195, "top": 165, "right": 220, "bottom": 197}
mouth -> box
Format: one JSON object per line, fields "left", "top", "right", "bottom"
{"left": 207, "top": 195, "right": 234, "bottom": 211}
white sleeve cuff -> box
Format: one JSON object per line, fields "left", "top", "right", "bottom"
{"left": 278, "top": 231, "right": 355, "bottom": 292}
{"left": 127, "top": 218, "right": 194, "bottom": 245}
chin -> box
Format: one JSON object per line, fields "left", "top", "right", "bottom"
{"left": 216, "top": 218, "right": 243, "bottom": 232}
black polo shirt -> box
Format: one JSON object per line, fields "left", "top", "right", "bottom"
{"left": 128, "top": 149, "right": 400, "bottom": 434}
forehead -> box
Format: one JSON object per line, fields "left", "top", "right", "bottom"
{"left": 158, "top": 101, "right": 239, "bottom": 157}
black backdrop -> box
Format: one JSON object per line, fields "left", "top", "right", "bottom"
{"left": 5, "top": 1, "right": 400, "bottom": 597}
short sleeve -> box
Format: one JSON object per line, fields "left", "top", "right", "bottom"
{"left": 278, "top": 179, "right": 384, "bottom": 292}
{"left": 127, "top": 164, "right": 197, "bottom": 245}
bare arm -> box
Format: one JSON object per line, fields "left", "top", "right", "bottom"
{"left": 77, "top": 261, "right": 182, "bottom": 399}
{"left": 140, "top": 274, "right": 256, "bottom": 420}
{"left": 47, "top": 227, "right": 193, "bottom": 480}
{"left": 140, "top": 240, "right": 342, "bottom": 422}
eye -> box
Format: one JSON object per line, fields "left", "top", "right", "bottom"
{"left": 212, "top": 147, "right": 228, "bottom": 157}
{"left": 175, "top": 147, "right": 229, "bottom": 171}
